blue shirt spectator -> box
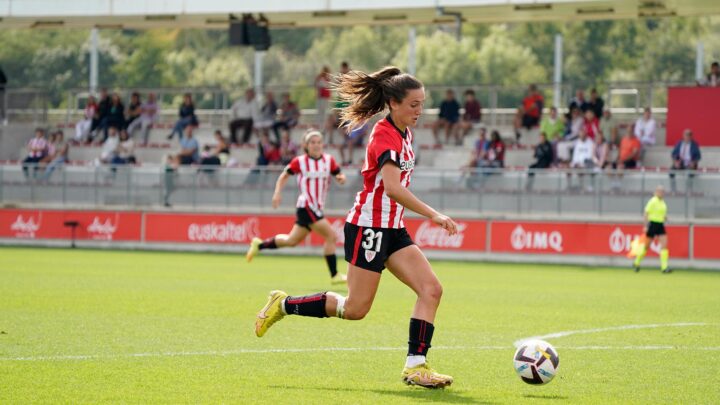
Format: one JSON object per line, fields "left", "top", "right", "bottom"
{"left": 179, "top": 127, "right": 199, "bottom": 165}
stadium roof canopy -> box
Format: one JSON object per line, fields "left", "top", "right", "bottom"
{"left": 0, "top": 0, "right": 719, "bottom": 29}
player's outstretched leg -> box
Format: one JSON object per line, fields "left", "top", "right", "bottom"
{"left": 246, "top": 225, "right": 309, "bottom": 263}
{"left": 254, "top": 265, "right": 380, "bottom": 337}
{"left": 309, "top": 219, "right": 347, "bottom": 284}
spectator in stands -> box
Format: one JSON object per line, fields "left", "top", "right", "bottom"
{"left": 526, "top": 132, "right": 553, "bottom": 190}
{"left": 38, "top": 131, "right": 58, "bottom": 167}
{"left": 103, "top": 93, "right": 126, "bottom": 142}
{"left": 568, "top": 127, "right": 596, "bottom": 191}
{"left": 315, "top": 66, "right": 332, "bottom": 128}
{"left": 92, "top": 88, "right": 110, "bottom": 140}
{"left": 457, "top": 89, "right": 482, "bottom": 140}
{"left": 432, "top": 89, "right": 460, "bottom": 145}
{"left": 257, "top": 133, "right": 281, "bottom": 166}
{"left": 467, "top": 127, "right": 489, "bottom": 168}
{"left": 587, "top": 88, "right": 604, "bottom": 121}
{"left": 567, "top": 89, "right": 590, "bottom": 118}
{"left": 111, "top": 129, "right": 136, "bottom": 165}
{"left": 600, "top": 109, "right": 617, "bottom": 144}
{"left": 540, "top": 107, "right": 565, "bottom": 142}
{"left": 618, "top": 126, "right": 642, "bottom": 169}
{"left": 634, "top": 107, "right": 656, "bottom": 149}
{"left": 279, "top": 131, "right": 299, "bottom": 165}
{"left": 0, "top": 64, "right": 6, "bottom": 124}
{"left": 254, "top": 92, "right": 277, "bottom": 140}
{"left": 75, "top": 96, "right": 97, "bottom": 144}
{"left": 39, "top": 130, "right": 68, "bottom": 181}
{"left": 669, "top": 129, "right": 701, "bottom": 192}
{"left": 128, "top": 92, "right": 158, "bottom": 145}
{"left": 483, "top": 130, "right": 505, "bottom": 169}
{"left": 22, "top": 128, "right": 48, "bottom": 179}
{"left": 592, "top": 134, "right": 611, "bottom": 169}
{"left": 200, "top": 130, "right": 230, "bottom": 167}
{"left": 340, "top": 121, "right": 369, "bottom": 166}
{"left": 273, "top": 93, "right": 300, "bottom": 144}
{"left": 584, "top": 109, "right": 600, "bottom": 140}
{"left": 229, "top": 88, "right": 258, "bottom": 146}
{"left": 699, "top": 61, "right": 720, "bottom": 87}
{"left": 167, "top": 93, "right": 198, "bottom": 141}
{"left": 175, "top": 125, "right": 199, "bottom": 165}
{"left": 125, "top": 92, "right": 142, "bottom": 130}
{"left": 556, "top": 107, "right": 583, "bottom": 165}
{"left": 515, "top": 84, "right": 544, "bottom": 143}
{"left": 98, "top": 126, "right": 120, "bottom": 165}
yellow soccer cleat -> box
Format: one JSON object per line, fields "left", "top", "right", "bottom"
{"left": 246, "top": 237, "right": 262, "bottom": 263}
{"left": 255, "top": 290, "right": 288, "bottom": 337}
{"left": 402, "top": 363, "right": 453, "bottom": 389}
{"left": 330, "top": 273, "right": 347, "bottom": 285}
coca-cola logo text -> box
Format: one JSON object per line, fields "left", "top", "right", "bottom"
{"left": 414, "top": 221, "right": 467, "bottom": 249}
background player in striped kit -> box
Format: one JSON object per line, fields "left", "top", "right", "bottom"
{"left": 246, "top": 130, "right": 348, "bottom": 284}
{"left": 253, "top": 67, "right": 459, "bottom": 389}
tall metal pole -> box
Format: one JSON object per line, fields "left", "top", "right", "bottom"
{"left": 696, "top": 41, "right": 704, "bottom": 83}
{"left": 553, "top": 34, "right": 563, "bottom": 108}
{"left": 90, "top": 28, "right": 99, "bottom": 95}
{"left": 408, "top": 27, "right": 417, "bottom": 76}
{"left": 254, "top": 50, "right": 265, "bottom": 96}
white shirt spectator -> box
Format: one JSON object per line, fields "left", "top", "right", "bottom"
{"left": 100, "top": 135, "right": 119, "bottom": 161}
{"left": 634, "top": 117, "right": 656, "bottom": 146}
{"left": 571, "top": 137, "right": 595, "bottom": 167}
{"left": 231, "top": 97, "right": 259, "bottom": 120}
{"left": 27, "top": 136, "right": 48, "bottom": 158}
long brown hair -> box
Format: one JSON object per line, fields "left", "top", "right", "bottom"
{"left": 335, "top": 66, "right": 422, "bottom": 129}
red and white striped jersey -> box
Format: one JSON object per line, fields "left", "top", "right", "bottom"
{"left": 346, "top": 116, "right": 415, "bottom": 229}
{"left": 287, "top": 153, "right": 341, "bottom": 216}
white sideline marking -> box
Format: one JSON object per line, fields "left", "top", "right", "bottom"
{"left": 513, "top": 322, "right": 709, "bottom": 347}
{"left": 1, "top": 344, "right": 719, "bottom": 362}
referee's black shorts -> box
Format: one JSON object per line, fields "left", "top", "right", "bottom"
{"left": 646, "top": 221, "right": 666, "bottom": 238}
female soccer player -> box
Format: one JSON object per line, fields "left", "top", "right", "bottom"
{"left": 246, "top": 130, "right": 348, "bottom": 284}
{"left": 253, "top": 67, "right": 459, "bottom": 388}
{"left": 633, "top": 185, "right": 671, "bottom": 273}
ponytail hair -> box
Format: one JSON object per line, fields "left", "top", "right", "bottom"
{"left": 335, "top": 66, "right": 423, "bottom": 129}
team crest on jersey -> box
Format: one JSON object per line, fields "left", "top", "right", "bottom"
{"left": 364, "top": 249, "right": 377, "bottom": 262}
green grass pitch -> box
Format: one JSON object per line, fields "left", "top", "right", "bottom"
{"left": 1, "top": 247, "right": 719, "bottom": 404}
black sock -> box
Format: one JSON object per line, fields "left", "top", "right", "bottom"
{"left": 325, "top": 254, "right": 338, "bottom": 277}
{"left": 259, "top": 237, "right": 277, "bottom": 250}
{"left": 408, "top": 318, "right": 435, "bottom": 356}
{"left": 283, "top": 292, "right": 329, "bottom": 318}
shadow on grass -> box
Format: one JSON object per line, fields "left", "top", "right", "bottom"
{"left": 523, "top": 393, "right": 569, "bottom": 400}
{"left": 269, "top": 384, "right": 495, "bottom": 404}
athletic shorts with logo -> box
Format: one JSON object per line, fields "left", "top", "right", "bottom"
{"left": 344, "top": 222, "right": 414, "bottom": 273}
{"left": 646, "top": 221, "right": 666, "bottom": 238}
{"left": 296, "top": 207, "right": 323, "bottom": 230}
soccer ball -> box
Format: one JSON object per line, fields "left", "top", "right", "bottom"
{"left": 513, "top": 339, "right": 559, "bottom": 385}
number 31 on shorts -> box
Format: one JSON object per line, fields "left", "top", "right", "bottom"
{"left": 362, "top": 229, "right": 383, "bottom": 252}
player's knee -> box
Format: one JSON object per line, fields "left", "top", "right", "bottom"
{"left": 325, "top": 233, "right": 337, "bottom": 246}
{"left": 343, "top": 303, "right": 370, "bottom": 320}
{"left": 420, "top": 280, "right": 443, "bottom": 303}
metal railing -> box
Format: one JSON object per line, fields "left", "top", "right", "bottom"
{"left": 2, "top": 164, "right": 718, "bottom": 219}
{"left": 1, "top": 88, "right": 49, "bottom": 125}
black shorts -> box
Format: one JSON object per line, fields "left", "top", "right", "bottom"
{"left": 646, "top": 221, "right": 666, "bottom": 238}
{"left": 522, "top": 115, "right": 540, "bottom": 129}
{"left": 296, "top": 207, "right": 324, "bottom": 230}
{"left": 622, "top": 159, "right": 637, "bottom": 169}
{"left": 344, "top": 222, "right": 415, "bottom": 273}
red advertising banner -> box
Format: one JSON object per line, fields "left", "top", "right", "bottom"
{"left": 307, "top": 217, "right": 487, "bottom": 251}
{"left": 144, "top": 213, "right": 291, "bottom": 244}
{"left": 490, "top": 221, "right": 689, "bottom": 258}
{"left": 0, "top": 209, "right": 142, "bottom": 241}
{"left": 692, "top": 226, "right": 720, "bottom": 259}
